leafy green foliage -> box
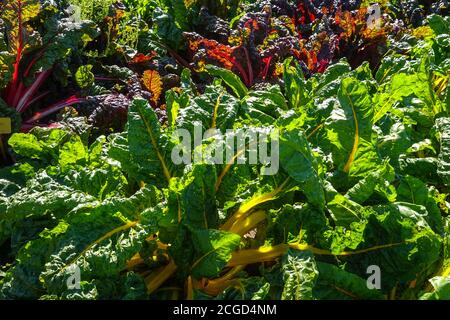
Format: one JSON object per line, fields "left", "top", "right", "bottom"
{"left": 281, "top": 250, "right": 318, "bottom": 300}
{"left": 0, "top": 0, "right": 449, "bottom": 302}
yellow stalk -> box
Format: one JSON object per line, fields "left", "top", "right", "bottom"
{"left": 177, "top": 195, "right": 182, "bottom": 223}
{"left": 307, "top": 123, "right": 324, "bottom": 140}
{"left": 201, "top": 279, "right": 243, "bottom": 296}
{"left": 215, "top": 148, "right": 244, "bottom": 192}
{"left": 227, "top": 244, "right": 289, "bottom": 267}
{"left": 333, "top": 285, "right": 358, "bottom": 299}
{"left": 195, "top": 265, "right": 246, "bottom": 296}
{"left": 220, "top": 179, "right": 289, "bottom": 231}
{"left": 211, "top": 91, "right": 225, "bottom": 129}
{"left": 390, "top": 285, "right": 397, "bottom": 300}
{"left": 441, "top": 264, "right": 450, "bottom": 277}
{"left": 146, "top": 260, "right": 178, "bottom": 294}
{"left": 214, "top": 139, "right": 259, "bottom": 192}
{"left": 228, "top": 210, "right": 266, "bottom": 235}
{"left": 126, "top": 254, "right": 144, "bottom": 269}
{"left": 186, "top": 276, "right": 194, "bottom": 300}
{"left": 157, "top": 242, "right": 169, "bottom": 250}
{"left": 332, "top": 242, "right": 404, "bottom": 256}
{"left": 433, "top": 76, "right": 448, "bottom": 95}
{"left": 343, "top": 86, "right": 359, "bottom": 173}
{"left": 437, "top": 78, "right": 448, "bottom": 96}
{"left": 227, "top": 242, "right": 403, "bottom": 267}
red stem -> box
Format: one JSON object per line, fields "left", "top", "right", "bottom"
{"left": 24, "top": 96, "right": 86, "bottom": 124}
{"left": 234, "top": 60, "right": 250, "bottom": 87}
{"left": 242, "top": 46, "right": 254, "bottom": 86}
{"left": 262, "top": 56, "right": 273, "bottom": 80}
{"left": 11, "top": 82, "right": 25, "bottom": 109}
{"left": 23, "top": 50, "right": 45, "bottom": 78}
{"left": 6, "top": 0, "right": 24, "bottom": 106}
{"left": 16, "top": 70, "right": 52, "bottom": 112}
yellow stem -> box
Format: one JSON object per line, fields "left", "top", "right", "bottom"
{"left": 146, "top": 260, "right": 178, "bottom": 294}
{"left": 126, "top": 254, "right": 144, "bottom": 269}
{"left": 442, "top": 265, "right": 450, "bottom": 277}
{"left": 211, "top": 91, "right": 225, "bottom": 129}
{"left": 390, "top": 285, "right": 397, "bottom": 300}
{"left": 186, "top": 276, "right": 194, "bottom": 300}
{"left": 227, "top": 242, "right": 403, "bottom": 267}
{"left": 214, "top": 140, "right": 259, "bottom": 192}
{"left": 307, "top": 123, "right": 324, "bottom": 140}
{"left": 195, "top": 265, "right": 246, "bottom": 296}
{"left": 220, "top": 178, "right": 289, "bottom": 231}
{"left": 227, "top": 244, "right": 289, "bottom": 267}
{"left": 228, "top": 210, "right": 266, "bottom": 236}
{"left": 343, "top": 85, "right": 359, "bottom": 173}
{"left": 139, "top": 108, "right": 172, "bottom": 183}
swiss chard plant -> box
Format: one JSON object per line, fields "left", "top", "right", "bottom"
{"left": 0, "top": 0, "right": 98, "bottom": 132}
{"left": 0, "top": 0, "right": 449, "bottom": 301}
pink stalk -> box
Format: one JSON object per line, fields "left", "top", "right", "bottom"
{"left": 21, "top": 90, "right": 50, "bottom": 111}
{"left": 6, "top": 1, "right": 23, "bottom": 105}
{"left": 95, "top": 76, "right": 119, "bottom": 81}
{"left": 20, "top": 122, "right": 62, "bottom": 133}
{"left": 11, "top": 51, "right": 46, "bottom": 108}
{"left": 11, "top": 82, "right": 26, "bottom": 109}
{"left": 233, "top": 60, "right": 251, "bottom": 87}
{"left": 16, "top": 70, "right": 52, "bottom": 112}
{"left": 24, "top": 96, "right": 86, "bottom": 124}
{"left": 23, "top": 50, "right": 45, "bottom": 78}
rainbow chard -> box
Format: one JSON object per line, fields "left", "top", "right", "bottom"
{"left": 0, "top": 0, "right": 98, "bottom": 132}
{"left": 185, "top": 32, "right": 253, "bottom": 87}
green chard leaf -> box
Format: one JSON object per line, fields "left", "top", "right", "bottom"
{"left": 319, "top": 77, "right": 379, "bottom": 178}
{"left": 313, "top": 262, "right": 385, "bottom": 300}
{"left": 434, "top": 118, "right": 450, "bottom": 186}
{"left": 109, "top": 98, "right": 178, "bottom": 186}
{"left": 279, "top": 120, "right": 325, "bottom": 209}
{"left": 281, "top": 250, "right": 318, "bottom": 300}
{"left": 190, "top": 229, "right": 241, "bottom": 279}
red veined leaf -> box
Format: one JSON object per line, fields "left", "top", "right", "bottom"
{"left": 184, "top": 32, "right": 251, "bottom": 86}
{"left": 142, "top": 70, "right": 163, "bottom": 106}
{"left": 130, "top": 52, "right": 158, "bottom": 65}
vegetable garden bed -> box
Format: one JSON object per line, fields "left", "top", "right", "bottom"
{"left": 0, "top": 0, "right": 449, "bottom": 300}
